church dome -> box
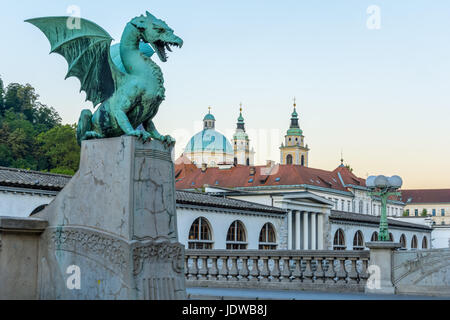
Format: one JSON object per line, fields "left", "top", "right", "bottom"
{"left": 185, "top": 129, "right": 233, "bottom": 154}
{"left": 203, "top": 113, "right": 216, "bottom": 121}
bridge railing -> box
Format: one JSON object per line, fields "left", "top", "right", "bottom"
{"left": 185, "top": 249, "right": 370, "bottom": 292}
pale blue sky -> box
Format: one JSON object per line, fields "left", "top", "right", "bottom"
{"left": 1, "top": 1, "right": 449, "bottom": 188}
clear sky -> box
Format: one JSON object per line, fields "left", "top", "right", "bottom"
{"left": 0, "top": 0, "right": 449, "bottom": 189}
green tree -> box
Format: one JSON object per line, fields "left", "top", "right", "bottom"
{"left": 33, "top": 102, "right": 62, "bottom": 133}
{"left": 3, "top": 83, "right": 38, "bottom": 120}
{"left": 0, "top": 80, "right": 73, "bottom": 172}
{"left": 37, "top": 124, "right": 80, "bottom": 174}
{"left": 421, "top": 209, "right": 428, "bottom": 217}
{"left": 0, "top": 110, "right": 38, "bottom": 169}
{"left": 344, "top": 164, "right": 353, "bottom": 173}
{"left": 403, "top": 210, "right": 409, "bottom": 217}
{"left": 0, "top": 76, "right": 4, "bottom": 112}
{"left": 0, "top": 144, "right": 12, "bottom": 167}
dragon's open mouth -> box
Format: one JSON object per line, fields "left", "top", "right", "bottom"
{"left": 152, "top": 40, "right": 181, "bottom": 62}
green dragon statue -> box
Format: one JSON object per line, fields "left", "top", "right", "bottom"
{"left": 26, "top": 11, "right": 183, "bottom": 147}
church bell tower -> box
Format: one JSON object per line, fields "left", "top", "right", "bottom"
{"left": 232, "top": 104, "right": 254, "bottom": 166}
{"left": 280, "top": 99, "right": 309, "bottom": 166}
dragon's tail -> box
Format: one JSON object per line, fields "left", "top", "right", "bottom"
{"left": 76, "top": 109, "right": 93, "bottom": 146}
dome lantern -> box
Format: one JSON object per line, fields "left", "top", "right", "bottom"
{"left": 203, "top": 106, "right": 216, "bottom": 129}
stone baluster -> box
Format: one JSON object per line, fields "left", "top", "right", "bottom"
{"left": 217, "top": 256, "right": 228, "bottom": 281}
{"left": 302, "top": 257, "right": 314, "bottom": 283}
{"left": 335, "top": 258, "right": 347, "bottom": 283}
{"left": 207, "top": 256, "right": 219, "bottom": 281}
{"left": 184, "top": 256, "right": 189, "bottom": 278}
{"left": 359, "top": 258, "right": 369, "bottom": 284}
{"left": 187, "top": 256, "right": 198, "bottom": 280}
{"left": 239, "top": 256, "right": 250, "bottom": 281}
{"left": 228, "top": 256, "right": 239, "bottom": 281}
{"left": 280, "top": 257, "right": 291, "bottom": 282}
{"left": 270, "top": 257, "right": 281, "bottom": 282}
{"left": 324, "top": 257, "right": 336, "bottom": 284}
{"left": 347, "top": 257, "right": 359, "bottom": 284}
{"left": 259, "top": 256, "right": 270, "bottom": 282}
{"left": 314, "top": 257, "right": 325, "bottom": 283}
{"left": 291, "top": 257, "right": 302, "bottom": 282}
{"left": 249, "top": 257, "right": 260, "bottom": 282}
{"left": 197, "top": 256, "right": 208, "bottom": 280}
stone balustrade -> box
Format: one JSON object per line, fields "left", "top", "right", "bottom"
{"left": 185, "top": 249, "right": 370, "bottom": 292}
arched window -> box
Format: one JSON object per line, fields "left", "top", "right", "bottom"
{"left": 371, "top": 231, "right": 378, "bottom": 242}
{"left": 411, "top": 235, "right": 418, "bottom": 249}
{"left": 389, "top": 233, "right": 394, "bottom": 242}
{"left": 333, "top": 229, "right": 346, "bottom": 250}
{"left": 259, "top": 223, "right": 277, "bottom": 250}
{"left": 188, "top": 217, "right": 213, "bottom": 249}
{"left": 226, "top": 220, "right": 247, "bottom": 249}
{"left": 353, "top": 231, "right": 364, "bottom": 250}
{"left": 400, "top": 234, "right": 407, "bottom": 249}
{"left": 301, "top": 155, "right": 305, "bottom": 166}
{"left": 286, "top": 154, "right": 293, "bottom": 165}
{"left": 422, "top": 236, "right": 428, "bottom": 249}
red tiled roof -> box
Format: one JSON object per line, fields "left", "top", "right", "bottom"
{"left": 175, "top": 162, "right": 367, "bottom": 192}
{"left": 400, "top": 189, "right": 450, "bottom": 204}
{"left": 332, "top": 165, "right": 366, "bottom": 186}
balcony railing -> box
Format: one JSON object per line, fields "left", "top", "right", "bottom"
{"left": 185, "top": 249, "right": 370, "bottom": 292}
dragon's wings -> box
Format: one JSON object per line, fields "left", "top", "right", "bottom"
{"left": 26, "top": 16, "right": 125, "bottom": 107}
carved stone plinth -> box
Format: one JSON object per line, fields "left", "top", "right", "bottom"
{"left": 35, "top": 136, "right": 186, "bottom": 299}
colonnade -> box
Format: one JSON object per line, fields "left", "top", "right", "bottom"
{"left": 287, "top": 210, "right": 324, "bottom": 250}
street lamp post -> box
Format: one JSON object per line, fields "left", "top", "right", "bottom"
{"left": 366, "top": 175, "right": 403, "bottom": 241}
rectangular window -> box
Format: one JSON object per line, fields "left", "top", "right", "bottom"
{"left": 347, "top": 200, "right": 351, "bottom": 212}
{"left": 415, "top": 209, "right": 418, "bottom": 216}
{"left": 442, "top": 209, "right": 445, "bottom": 217}
{"left": 406, "top": 209, "right": 410, "bottom": 216}
{"left": 341, "top": 199, "right": 345, "bottom": 211}
{"left": 432, "top": 209, "right": 436, "bottom": 216}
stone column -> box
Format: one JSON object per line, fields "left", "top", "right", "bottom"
{"left": 303, "top": 212, "right": 309, "bottom": 250}
{"left": 317, "top": 214, "right": 324, "bottom": 250}
{"left": 287, "top": 210, "right": 292, "bottom": 250}
{"left": 311, "top": 212, "right": 316, "bottom": 250}
{"left": 365, "top": 242, "right": 401, "bottom": 295}
{"left": 295, "top": 211, "right": 301, "bottom": 250}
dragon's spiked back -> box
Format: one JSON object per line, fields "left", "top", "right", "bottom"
{"left": 26, "top": 17, "right": 119, "bottom": 107}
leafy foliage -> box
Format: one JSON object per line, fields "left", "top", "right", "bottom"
{"left": 0, "top": 76, "right": 80, "bottom": 174}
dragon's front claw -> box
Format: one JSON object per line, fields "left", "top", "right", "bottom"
{"left": 160, "top": 135, "right": 175, "bottom": 148}
{"left": 127, "top": 129, "right": 151, "bottom": 142}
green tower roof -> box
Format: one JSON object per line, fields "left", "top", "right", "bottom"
{"left": 286, "top": 103, "right": 303, "bottom": 136}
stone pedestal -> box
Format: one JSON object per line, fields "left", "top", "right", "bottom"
{"left": 35, "top": 136, "right": 186, "bottom": 299}
{"left": 0, "top": 217, "right": 48, "bottom": 299}
{"left": 365, "top": 241, "right": 401, "bottom": 295}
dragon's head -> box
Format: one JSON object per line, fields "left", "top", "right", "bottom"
{"left": 131, "top": 11, "right": 183, "bottom": 62}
